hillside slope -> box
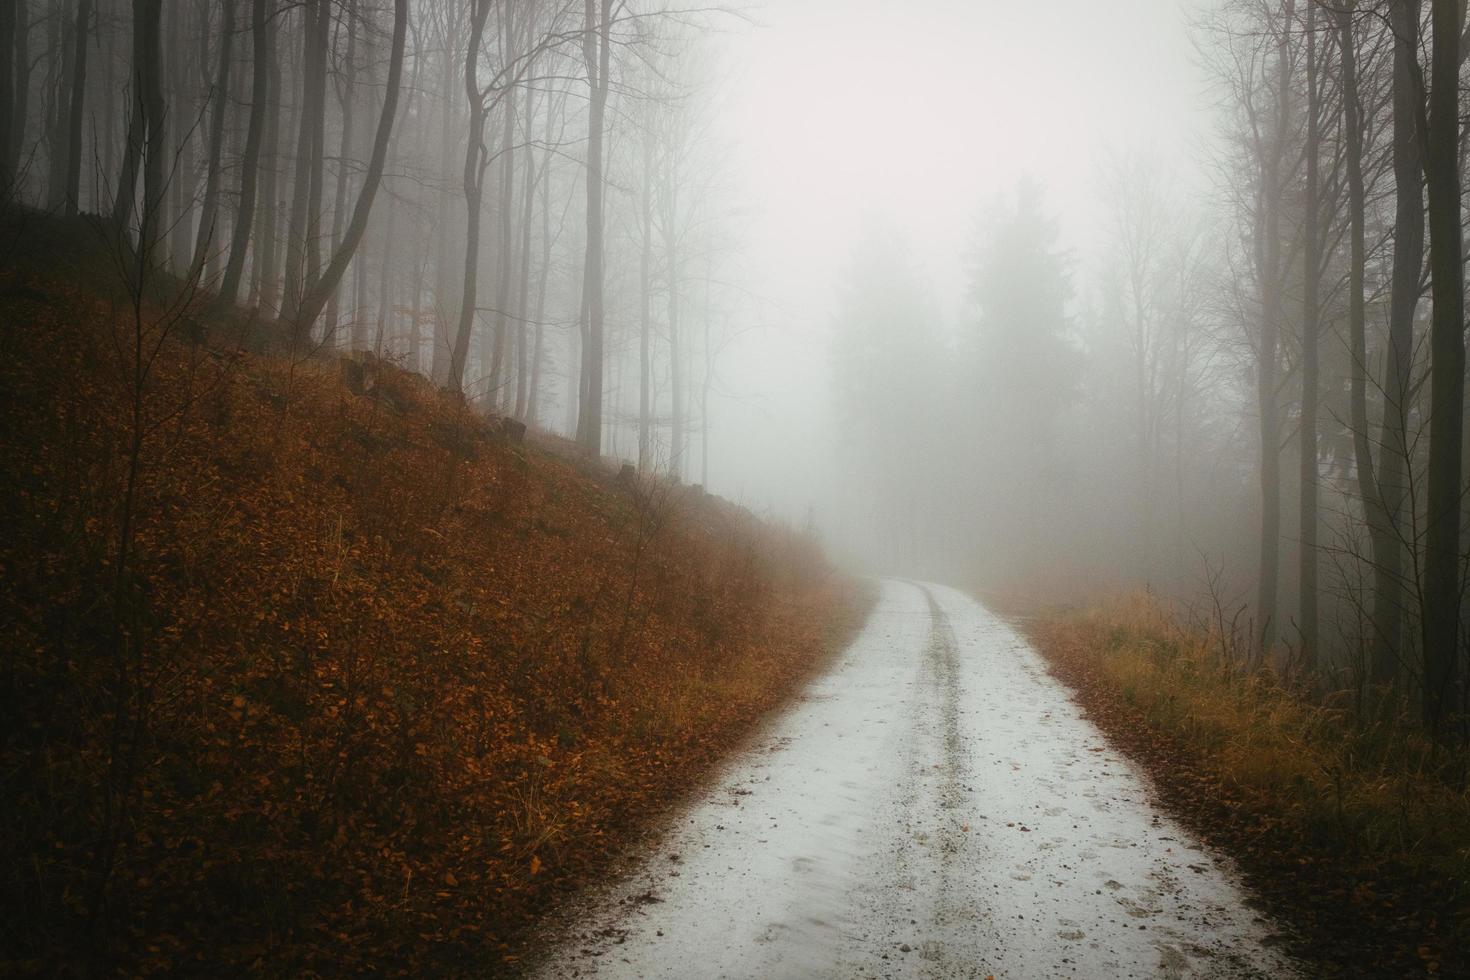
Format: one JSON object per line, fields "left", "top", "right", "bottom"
{"left": 0, "top": 210, "right": 862, "bottom": 975}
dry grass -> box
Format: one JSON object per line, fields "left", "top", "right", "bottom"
{"left": 1026, "top": 592, "right": 1470, "bottom": 973}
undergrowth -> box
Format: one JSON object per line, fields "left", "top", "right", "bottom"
{"left": 0, "top": 212, "right": 866, "bottom": 976}
{"left": 1026, "top": 592, "right": 1470, "bottom": 976}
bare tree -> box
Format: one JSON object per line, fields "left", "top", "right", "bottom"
{"left": 218, "top": 0, "right": 271, "bottom": 307}
{"left": 1298, "top": 0, "right": 1324, "bottom": 671}
{"left": 1419, "top": 0, "right": 1462, "bottom": 733}
{"left": 575, "top": 0, "right": 612, "bottom": 453}
{"left": 288, "top": 0, "right": 410, "bottom": 336}
{"left": 188, "top": 0, "right": 234, "bottom": 283}
{"left": 61, "top": 0, "right": 92, "bottom": 215}
{"left": 0, "top": 0, "right": 18, "bottom": 194}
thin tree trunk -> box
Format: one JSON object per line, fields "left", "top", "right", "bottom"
{"left": 569, "top": 268, "right": 587, "bottom": 436}
{"left": 102, "top": 6, "right": 115, "bottom": 182}
{"left": 9, "top": 0, "right": 24, "bottom": 180}
{"left": 1420, "top": 0, "right": 1463, "bottom": 734}
{"left": 253, "top": 13, "right": 282, "bottom": 311}
{"left": 282, "top": 0, "right": 321, "bottom": 327}
{"left": 374, "top": 190, "right": 395, "bottom": 355}
{"left": 701, "top": 285, "right": 713, "bottom": 488}
{"left": 1372, "top": 0, "right": 1424, "bottom": 687}
{"left": 638, "top": 136, "right": 653, "bottom": 471}
{"left": 409, "top": 254, "right": 425, "bottom": 372}
{"left": 0, "top": 0, "right": 14, "bottom": 194}
{"left": 289, "top": 0, "right": 406, "bottom": 336}
{"left": 11, "top": 0, "right": 25, "bottom": 172}
{"left": 513, "top": 78, "right": 536, "bottom": 420}
{"left": 164, "top": 0, "right": 193, "bottom": 267}
{"left": 665, "top": 163, "right": 684, "bottom": 479}
{"left": 109, "top": 59, "right": 143, "bottom": 236}
{"left": 489, "top": 85, "right": 516, "bottom": 410}
{"left": 1342, "top": 0, "right": 1400, "bottom": 686}
{"left": 352, "top": 218, "right": 367, "bottom": 344}
{"left": 136, "top": 0, "right": 165, "bottom": 260}
{"left": 211, "top": 9, "right": 248, "bottom": 285}
{"left": 431, "top": 7, "right": 461, "bottom": 386}
{"left": 576, "top": 0, "right": 611, "bottom": 454}
{"left": 448, "top": 0, "right": 492, "bottom": 394}
{"left": 1256, "top": 0, "right": 1294, "bottom": 653}
{"left": 190, "top": 0, "right": 234, "bottom": 282}
{"left": 302, "top": 0, "right": 327, "bottom": 294}
{"left": 46, "top": 2, "right": 76, "bottom": 211}
{"left": 218, "top": 0, "right": 270, "bottom": 307}
{"left": 528, "top": 120, "right": 554, "bottom": 426}
{"left": 324, "top": 0, "right": 357, "bottom": 337}
{"left": 1299, "top": 2, "right": 1321, "bottom": 672}
{"left": 61, "top": 0, "right": 88, "bottom": 215}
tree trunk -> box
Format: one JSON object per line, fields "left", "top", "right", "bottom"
{"left": 513, "top": 77, "right": 537, "bottom": 420}
{"left": 1298, "top": 1, "right": 1321, "bottom": 672}
{"left": 664, "top": 159, "right": 685, "bottom": 479}
{"left": 134, "top": 0, "right": 165, "bottom": 260}
{"left": 109, "top": 41, "right": 144, "bottom": 238}
{"left": 282, "top": 0, "right": 323, "bottom": 329}
{"left": 303, "top": 0, "right": 328, "bottom": 296}
{"left": 528, "top": 119, "right": 554, "bottom": 426}
{"left": 569, "top": 265, "right": 587, "bottom": 436}
{"left": 163, "top": 0, "right": 193, "bottom": 268}
{"left": 218, "top": 0, "right": 271, "bottom": 307}
{"left": 1367, "top": 0, "right": 1426, "bottom": 687}
{"left": 0, "top": 0, "right": 14, "bottom": 194}
{"left": 324, "top": 0, "right": 358, "bottom": 338}
{"left": 701, "top": 280, "right": 713, "bottom": 487}
{"left": 409, "top": 254, "right": 425, "bottom": 372}
{"left": 101, "top": 7, "right": 115, "bottom": 181}
{"left": 1256, "top": 0, "right": 1293, "bottom": 654}
{"left": 253, "top": 33, "right": 282, "bottom": 310}
{"left": 5, "top": 0, "right": 28, "bottom": 183}
{"left": 46, "top": 2, "right": 77, "bottom": 212}
{"left": 489, "top": 85, "right": 516, "bottom": 410}
{"left": 576, "top": 0, "right": 612, "bottom": 454}
{"left": 190, "top": 0, "right": 234, "bottom": 282}
{"left": 288, "top": 0, "right": 406, "bottom": 338}
{"left": 430, "top": 7, "right": 461, "bottom": 386}
{"left": 374, "top": 189, "right": 395, "bottom": 355}
{"left": 638, "top": 136, "right": 653, "bottom": 471}
{"left": 447, "top": 0, "right": 492, "bottom": 394}
{"left": 1420, "top": 0, "right": 1463, "bottom": 734}
{"left": 352, "top": 218, "right": 367, "bottom": 345}
{"left": 1342, "top": 1, "right": 1398, "bottom": 686}
{"left": 60, "top": 0, "right": 88, "bottom": 215}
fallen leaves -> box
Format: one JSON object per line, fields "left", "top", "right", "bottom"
{"left": 0, "top": 242, "right": 866, "bottom": 977}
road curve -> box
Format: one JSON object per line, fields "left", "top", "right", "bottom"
{"left": 529, "top": 580, "right": 1298, "bottom": 979}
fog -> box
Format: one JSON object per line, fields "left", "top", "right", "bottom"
{"left": 707, "top": 0, "right": 1212, "bottom": 529}
{"left": 7, "top": 0, "right": 1470, "bottom": 691}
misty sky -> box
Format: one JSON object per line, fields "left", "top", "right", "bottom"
{"left": 705, "top": 0, "right": 1213, "bottom": 521}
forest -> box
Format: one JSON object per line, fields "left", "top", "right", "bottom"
{"left": 3, "top": 0, "right": 1470, "bottom": 975}
{"left": 834, "top": 0, "right": 1470, "bottom": 739}
{"left": 0, "top": 0, "right": 736, "bottom": 473}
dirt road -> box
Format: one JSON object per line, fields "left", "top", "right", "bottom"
{"left": 531, "top": 580, "right": 1297, "bottom": 979}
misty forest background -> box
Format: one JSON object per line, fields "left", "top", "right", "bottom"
{"left": 3, "top": 0, "right": 1470, "bottom": 742}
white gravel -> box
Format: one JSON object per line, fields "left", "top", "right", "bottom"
{"left": 529, "top": 580, "right": 1299, "bottom": 979}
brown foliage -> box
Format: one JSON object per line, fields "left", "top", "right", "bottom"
{"left": 1021, "top": 594, "right": 1470, "bottom": 978}
{"left": 0, "top": 219, "right": 856, "bottom": 975}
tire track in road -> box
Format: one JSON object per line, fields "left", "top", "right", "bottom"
{"left": 528, "top": 580, "right": 1299, "bottom": 980}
